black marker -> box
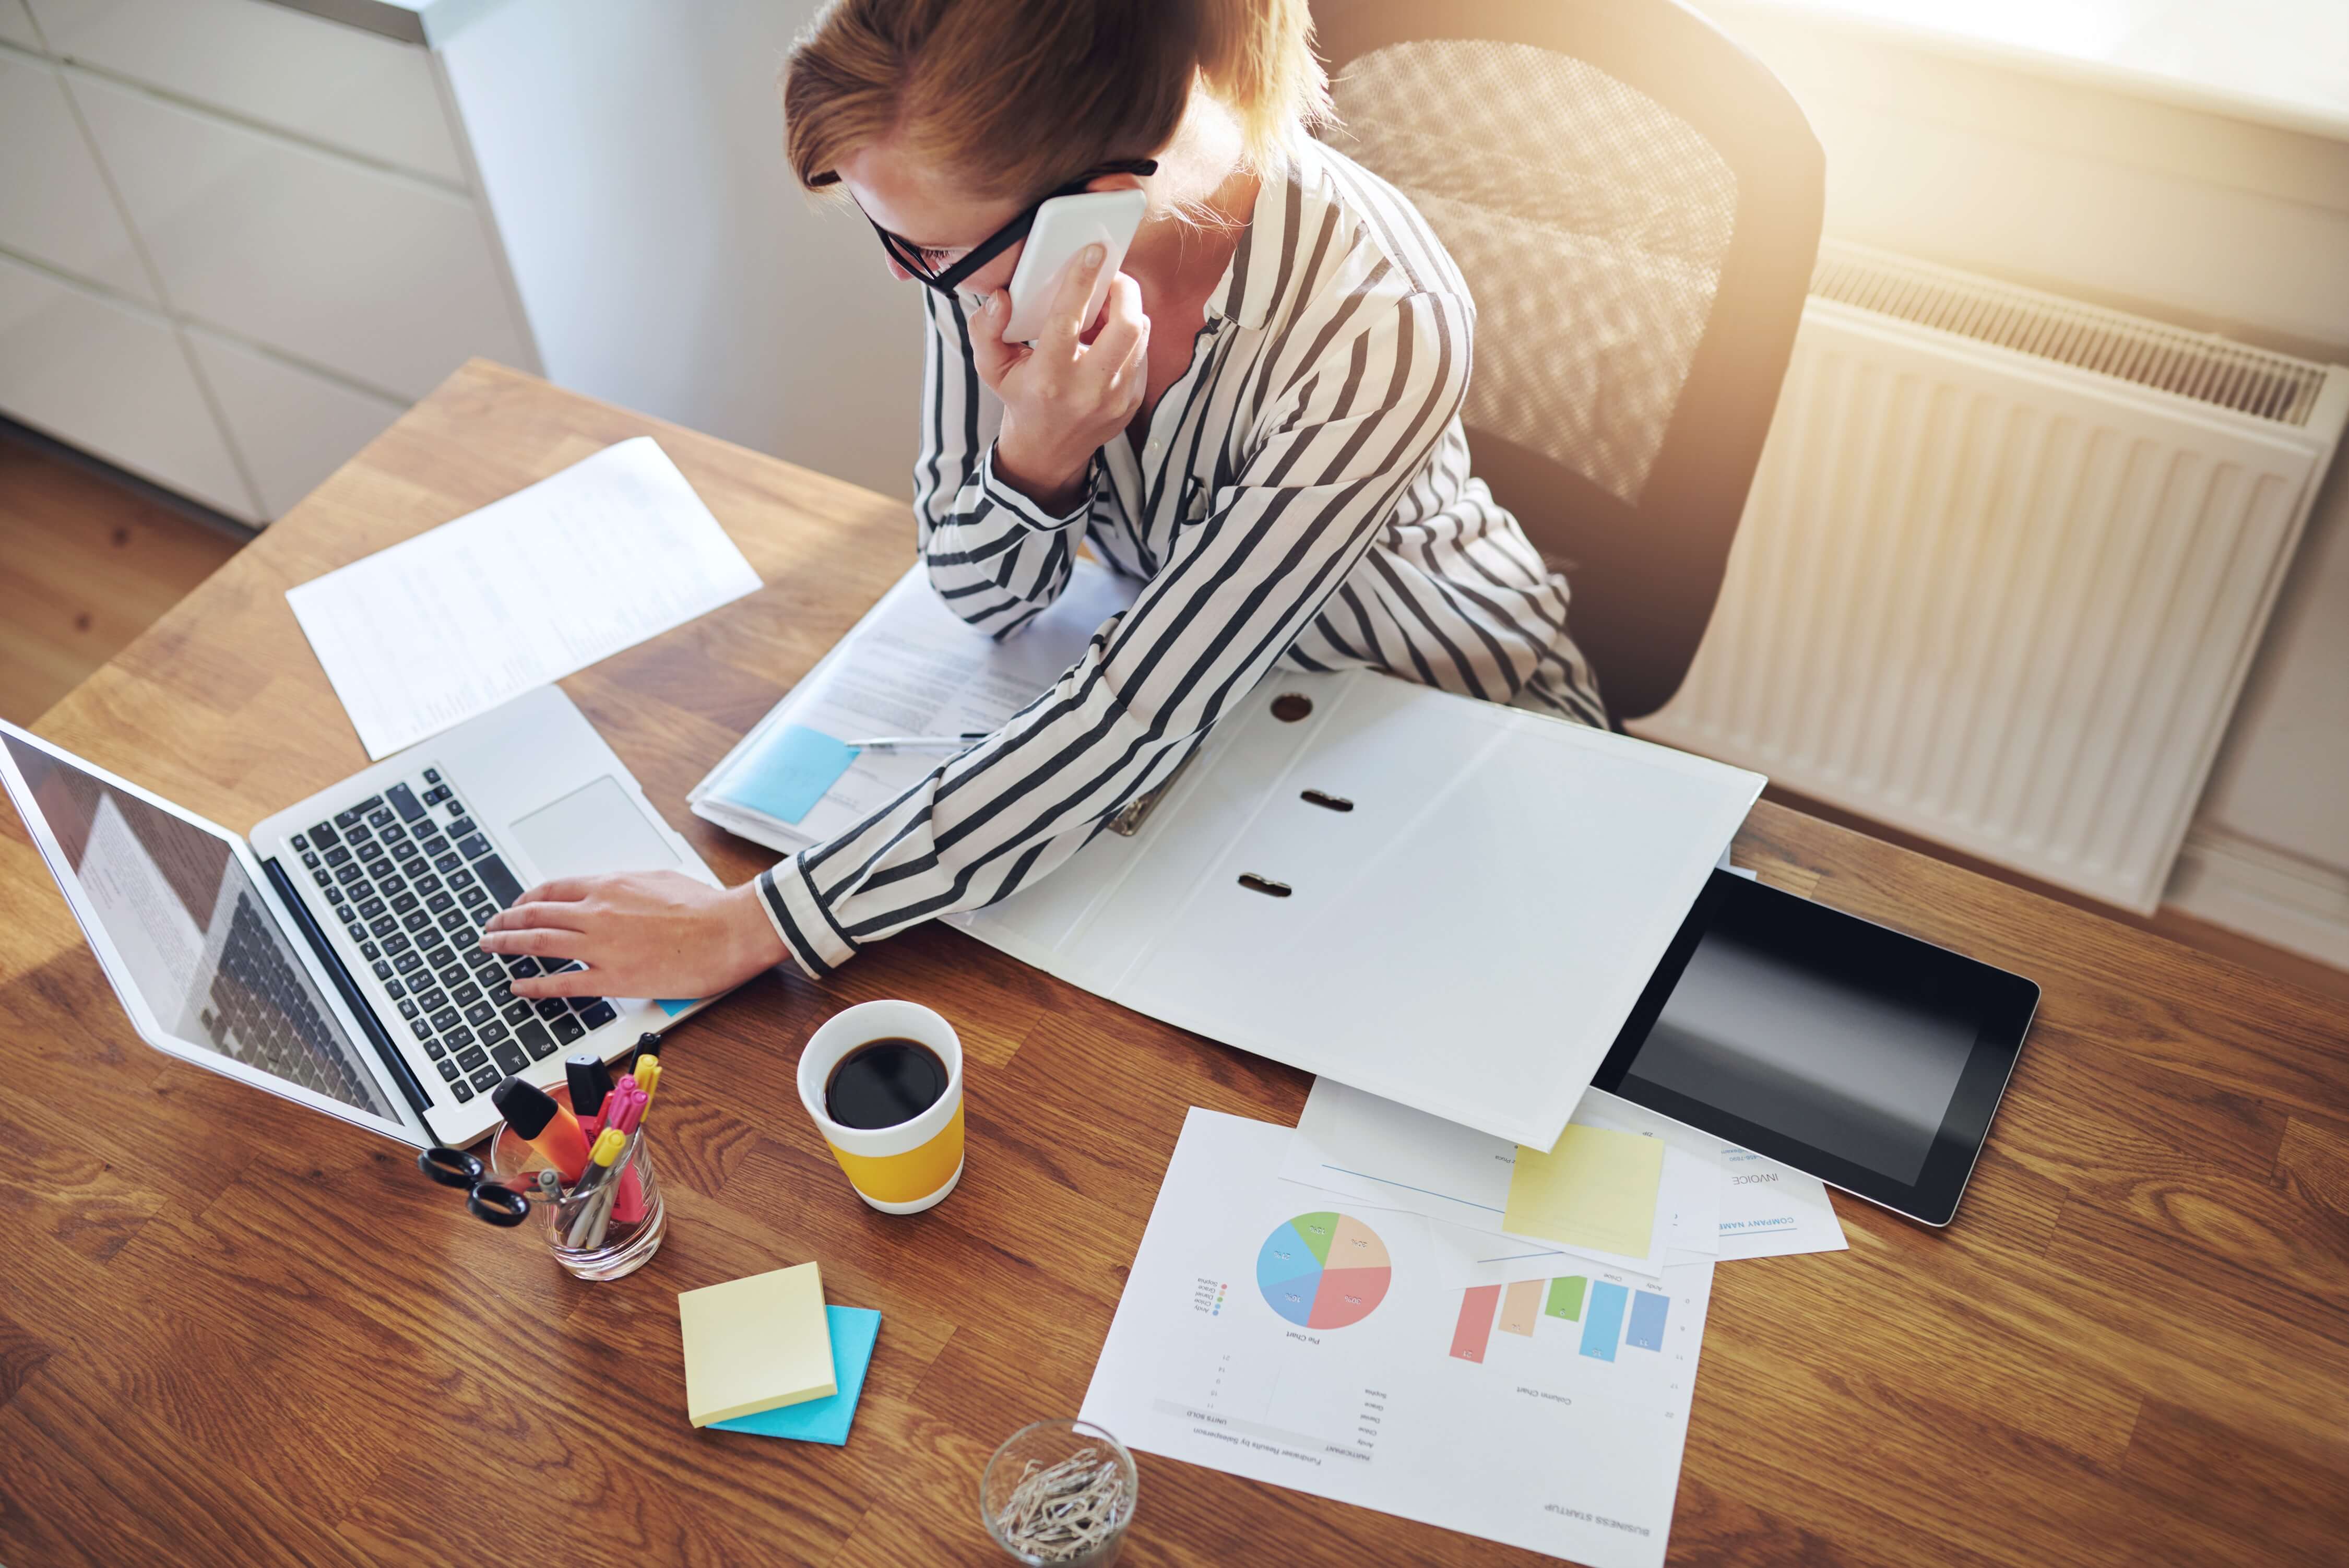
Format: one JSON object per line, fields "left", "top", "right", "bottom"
{"left": 565, "top": 1053, "right": 614, "bottom": 1121}
{"left": 626, "top": 1030, "right": 661, "bottom": 1078}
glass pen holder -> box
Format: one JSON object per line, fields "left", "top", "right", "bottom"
{"left": 487, "top": 1109, "right": 666, "bottom": 1282}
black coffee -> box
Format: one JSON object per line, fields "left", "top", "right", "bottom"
{"left": 824, "top": 1037, "right": 949, "bottom": 1130}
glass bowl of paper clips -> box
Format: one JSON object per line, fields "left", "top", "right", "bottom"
{"left": 487, "top": 1085, "right": 667, "bottom": 1282}
{"left": 979, "top": 1418, "right": 1139, "bottom": 1567}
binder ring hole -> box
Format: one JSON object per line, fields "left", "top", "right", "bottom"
{"left": 1300, "top": 789, "right": 1354, "bottom": 813}
{"left": 1270, "top": 694, "right": 1313, "bottom": 722}
{"left": 1237, "top": 873, "right": 1292, "bottom": 898}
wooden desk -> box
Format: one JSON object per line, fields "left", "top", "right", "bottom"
{"left": 2, "top": 363, "right": 2343, "bottom": 1567}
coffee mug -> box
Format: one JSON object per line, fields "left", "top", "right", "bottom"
{"left": 797, "top": 999, "right": 965, "bottom": 1214}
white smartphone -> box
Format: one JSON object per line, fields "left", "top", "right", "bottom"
{"left": 997, "top": 186, "right": 1148, "bottom": 344}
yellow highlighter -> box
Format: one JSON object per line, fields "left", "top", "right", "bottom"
{"left": 564, "top": 1127, "right": 632, "bottom": 1249}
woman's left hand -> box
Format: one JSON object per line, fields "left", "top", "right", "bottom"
{"left": 478, "top": 871, "right": 786, "bottom": 1001}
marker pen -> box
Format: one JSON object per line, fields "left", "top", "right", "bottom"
{"left": 565, "top": 1127, "right": 632, "bottom": 1249}
{"left": 490, "top": 1077, "right": 591, "bottom": 1182}
{"left": 601, "top": 1080, "right": 649, "bottom": 1225}
{"left": 565, "top": 1053, "right": 614, "bottom": 1126}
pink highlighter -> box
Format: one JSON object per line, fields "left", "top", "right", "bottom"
{"left": 600, "top": 1077, "right": 649, "bottom": 1225}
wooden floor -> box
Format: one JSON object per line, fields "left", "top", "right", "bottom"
{"left": 0, "top": 430, "right": 2340, "bottom": 1005}
{"left": 0, "top": 434, "right": 245, "bottom": 728}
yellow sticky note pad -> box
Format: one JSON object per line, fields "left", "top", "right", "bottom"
{"left": 1503, "top": 1125, "right": 1665, "bottom": 1259}
{"left": 679, "top": 1263, "right": 837, "bottom": 1428}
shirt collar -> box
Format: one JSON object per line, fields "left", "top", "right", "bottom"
{"left": 1208, "top": 138, "right": 1316, "bottom": 331}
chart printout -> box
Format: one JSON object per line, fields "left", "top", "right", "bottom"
{"left": 1084, "top": 1110, "right": 1716, "bottom": 1568}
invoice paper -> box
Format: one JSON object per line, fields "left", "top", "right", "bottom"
{"left": 1709, "top": 1144, "right": 1848, "bottom": 1261}
{"left": 1283, "top": 1079, "right": 1844, "bottom": 1267}
{"left": 1583, "top": 1092, "right": 1845, "bottom": 1263}
{"left": 1280, "top": 1079, "right": 1718, "bottom": 1276}
{"left": 287, "top": 438, "right": 762, "bottom": 757}
{"left": 690, "top": 557, "right": 1141, "bottom": 852}
{"left": 1085, "top": 1110, "right": 1716, "bottom": 1568}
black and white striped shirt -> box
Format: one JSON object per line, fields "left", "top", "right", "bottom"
{"left": 757, "top": 136, "right": 1603, "bottom": 976}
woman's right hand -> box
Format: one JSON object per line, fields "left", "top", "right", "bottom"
{"left": 973, "top": 242, "right": 1150, "bottom": 514}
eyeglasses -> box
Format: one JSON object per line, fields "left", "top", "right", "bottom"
{"left": 835, "top": 158, "right": 1158, "bottom": 300}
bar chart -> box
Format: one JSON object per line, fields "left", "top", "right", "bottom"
{"left": 1448, "top": 1274, "right": 1670, "bottom": 1364}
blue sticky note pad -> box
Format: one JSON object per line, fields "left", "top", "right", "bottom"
{"left": 655, "top": 999, "right": 699, "bottom": 1017}
{"left": 712, "top": 1306, "right": 881, "bottom": 1446}
{"left": 720, "top": 724, "right": 859, "bottom": 825}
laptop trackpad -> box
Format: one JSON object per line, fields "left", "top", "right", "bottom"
{"left": 508, "top": 776, "right": 680, "bottom": 882}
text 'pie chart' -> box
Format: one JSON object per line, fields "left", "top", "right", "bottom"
{"left": 1255, "top": 1211, "right": 1393, "bottom": 1329}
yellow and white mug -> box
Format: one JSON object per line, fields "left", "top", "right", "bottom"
{"left": 797, "top": 1000, "right": 965, "bottom": 1214}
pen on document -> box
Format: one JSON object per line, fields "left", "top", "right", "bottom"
{"left": 843, "top": 733, "right": 990, "bottom": 752}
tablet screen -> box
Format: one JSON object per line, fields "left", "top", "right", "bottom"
{"left": 1623, "top": 924, "right": 1979, "bottom": 1184}
{"left": 1594, "top": 871, "right": 2038, "bottom": 1225}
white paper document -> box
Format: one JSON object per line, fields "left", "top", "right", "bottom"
{"left": 1712, "top": 1144, "right": 1849, "bottom": 1261}
{"left": 1592, "top": 1093, "right": 1845, "bottom": 1264}
{"left": 287, "top": 438, "right": 762, "bottom": 758}
{"left": 689, "top": 557, "right": 1142, "bottom": 852}
{"left": 1085, "top": 1109, "right": 1716, "bottom": 1568}
{"left": 1282, "top": 1079, "right": 1710, "bottom": 1276}
{"left": 956, "top": 667, "right": 1765, "bottom": 1149}
{"left": 1282, "top": 1079, "right": 1843, "bottom": 1268}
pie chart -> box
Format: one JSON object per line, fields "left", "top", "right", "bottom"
{"left": 1255, "top": 1211, "right": 1393, "bottom": 1329}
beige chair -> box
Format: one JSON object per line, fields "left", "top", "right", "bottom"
{"left": 1315, "top": 0, "right": 1825, "bottom": 722}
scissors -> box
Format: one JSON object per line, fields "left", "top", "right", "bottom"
{"left": 416, "top": 1146, "right": 533, "bottom": 1227}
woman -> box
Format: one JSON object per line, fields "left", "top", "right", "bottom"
{"left": 482, "top": 0, "right": 1603, "bottom": 1000}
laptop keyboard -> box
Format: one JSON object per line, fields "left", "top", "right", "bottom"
{"left": 287, "top": 768, "right": 620, "bottom": 1104}
{"left": 206, "top": 892, "right": 381, "bottom": 1110}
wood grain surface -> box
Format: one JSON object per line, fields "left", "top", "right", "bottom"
{"left": 0, "top": 434, "right": 245, "bottom": 727}
{"left": 1, "top": 362, "right": 2342, "bottom": 1567}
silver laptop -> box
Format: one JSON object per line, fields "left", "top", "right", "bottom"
{"left": 0, "top": 686, "right": 720, "bottom": 1148}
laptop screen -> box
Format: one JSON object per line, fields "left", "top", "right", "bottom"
{"left": 2, "top": 732, "right": 395, "bottom": 1120}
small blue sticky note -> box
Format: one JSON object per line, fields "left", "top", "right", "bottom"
{"left": 719, "top": 724, "right": 859, "bottom": 825}
{"left": 713, "top": 1306, "right": 881, "bottom": 1446}
{"left": 655, "top": 999, "right": 699, "bottom": 1016}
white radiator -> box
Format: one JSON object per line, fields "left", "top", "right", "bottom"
{"left": 1633, "top": 243, "right": 2349, "bottom": 912}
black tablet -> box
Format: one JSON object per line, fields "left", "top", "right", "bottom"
{"left": 1591, "top": 870, "right": 2039, "bottom": 1227}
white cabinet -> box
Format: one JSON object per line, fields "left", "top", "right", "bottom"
{"left": 73, "top": 72, "right": 530, "bottom": 401}
{"left": 0, "top": 0, "right": 40, "bottom": 51}
{"left": 187, "top": 326, "right": 405, "bottom": 519}
{"left": 0, "top": 48, "right": 154, "bottom": 302}
{"left": 0, "top": 254, "right": 251, "bottom": 515}
{"left": 26, "top": 0, "right": 467, "bottom": 183}
{"left": 0, "top": 0, "right": 538, "bottom": 524}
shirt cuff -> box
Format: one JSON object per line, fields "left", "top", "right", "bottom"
{"left": 755, "top": 858, "right": 858, "bottom": 979}
{"left": 980, "top": 442, "right": 1090, "bottom": 531}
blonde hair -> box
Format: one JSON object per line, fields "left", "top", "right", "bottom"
{"left": 782, "top": 0, "right": 1328, "bottom": 199}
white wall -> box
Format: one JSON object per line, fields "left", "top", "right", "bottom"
{"left": 1702, "top": 2, "right": 2349, "bottom": 964}
{"left": 436, "top": 0, "right": 923, "bottom": 501}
